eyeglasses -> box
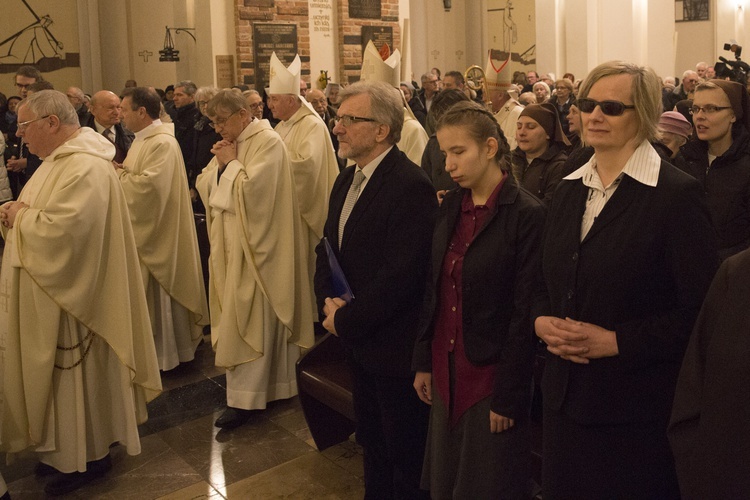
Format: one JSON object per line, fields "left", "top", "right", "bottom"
{"left": 335, "top": 115, "right": 377, "bottom": 127}
{"left": 15, "top": 83, "right": 30, "bottom": 89}
{"left": 248, "top": 102, "right": 263, "bottom": 110}
{"left": 577, "top": 98, "right": 635, "bottom": 116}
{"left": 690, "top": 105, "right": 732, "bottom": 115}
{"left": 17, "top": 115, "right": 50, "bottom": 132}
{"left": 209, "top": 109, "right": 240, "bottom": 129}
{"left": 308, "top": 98, "right": 327, "bottom": 106}
{"left": 197, "top": 100, "right": 209, "bottom": 107}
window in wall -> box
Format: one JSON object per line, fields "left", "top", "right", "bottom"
{"left": 676, "top": 0, "right": 710, "bottom": 22}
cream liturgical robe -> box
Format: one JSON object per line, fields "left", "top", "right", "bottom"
{"left": 400, "top": 108, "right": 429, "bottom": 165}
{"left": 274, "top": 104, "right": 338, "bottom": 319}
{"left": 196, "top": 119, "right": 314, "bottom": 409}
{"left": 495, "top": 99, "right": 523, "bottom": 151}
{"left": 0, "top": 128, "right": 161, "bottom": 472}
{"left": 119, "top": 122, "right": 209, "bottom": 371}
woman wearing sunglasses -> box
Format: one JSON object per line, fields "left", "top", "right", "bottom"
{"left": 674, "top": 79, "right": 750, "bottom": 260}
{"left": 533, "top": 61, "right": 718, "bottom": 499}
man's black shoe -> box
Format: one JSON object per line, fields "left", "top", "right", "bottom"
{"left": 44, "top": 454, "right": 112, "bottom": 496}
{"left": 214, "top": 407, "right": 256, "bottom": 429}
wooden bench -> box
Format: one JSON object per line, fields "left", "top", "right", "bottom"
{"left": 296, "top": 333, "right": 357, "bottom": 451}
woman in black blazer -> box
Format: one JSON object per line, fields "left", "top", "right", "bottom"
{"left": 413, "top": 101, "right": 545, "bottom": 499}
{"left": 533, "top": 61, "right": 718, "bottom": 499}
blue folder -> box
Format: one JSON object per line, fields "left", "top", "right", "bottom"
{"left": 323, "top": 237, "right": 354, "bottom": 303}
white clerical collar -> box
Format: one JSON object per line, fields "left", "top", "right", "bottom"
{"left": 134, "top": 119, "right": 163, "bottom": 141}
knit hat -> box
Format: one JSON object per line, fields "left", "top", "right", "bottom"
{"left": 659, "top": 111, "right": 692, "bottom": 138}
{"left": 519, "top": 103, "right": 570, "bottom": 145}
{"left": 709, "top": 79, "right": 750, "bottom": 131}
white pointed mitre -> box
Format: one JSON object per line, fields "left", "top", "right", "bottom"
{"left": 269, "top": 52, "right": 301, "bottom": 95}
{"left": 360, "top": 41, "right": 401, "bottom": 88}
{"left": 485, "top": 51, "right": 512, "bottom": 92}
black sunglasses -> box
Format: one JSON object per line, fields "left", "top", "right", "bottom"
{"left": 577, "top": 98, "right": 635, "bottom": 116}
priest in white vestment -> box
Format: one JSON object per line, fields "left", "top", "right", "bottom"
{"left": 117, "top": 87, "right": 209, "bottom": 371}
{"left": 195, "top": 90, "right": 314, "bottom": 429}
{"left": 0, "top": 90, "right": 161, "bottom": 496}
{"left": 267, "top": 53, "right": 339, "bottom": 321}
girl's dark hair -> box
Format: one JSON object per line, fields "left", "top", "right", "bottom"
{"left": 437, "top": 101, "right": 510, "bottom": 167}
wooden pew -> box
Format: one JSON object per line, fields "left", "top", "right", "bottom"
{"left": 295, "top": 333, "right": 357, "bottom": 451}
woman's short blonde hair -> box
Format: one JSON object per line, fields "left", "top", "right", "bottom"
{"left": 578, "top": 60, "right": 662, "bottom": 144}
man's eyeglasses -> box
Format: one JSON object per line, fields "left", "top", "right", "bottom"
{"left": 197, "top": 100, "right": 209, "bottom": 107}
{"left": 17, "top": 115, "right": 50, "bottom": 132}
{"left": 15, "top": 83, "right": 30, "bottom": 89}
{"left": 209, "top": 109, "right": 240, "bottom": 129}
{"left": 248, "top": 102, "right": 263, "bottom": 110}
{"left": 335, "top": 115, "right": 377, "bottom": 127}
{"left": 577, "top": 98, "right": 635, "bottom": 116}
{"left": 690, "top": 105, "right": 732, "bottom": 115}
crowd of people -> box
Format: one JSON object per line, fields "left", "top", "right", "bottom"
{"left": 0, "top": 51, "right": 748, "bottom": 500}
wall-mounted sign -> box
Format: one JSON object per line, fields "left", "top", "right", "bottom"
{"left": 253, "top": 23, "right": 298, "bottom": 92}
{"left": 349, "top": 0, "right": 380, "bottom": 20}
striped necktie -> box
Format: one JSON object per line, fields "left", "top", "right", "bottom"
{"left": 338, "top": 169, "right": 365, "bottom": 247}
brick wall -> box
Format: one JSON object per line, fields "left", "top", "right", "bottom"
{"left": 235, "top": 0, "right": 400, "bottom": 87}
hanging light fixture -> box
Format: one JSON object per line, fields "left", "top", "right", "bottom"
{"left": 159, "top": 26, "right": 196, "bottom": 62}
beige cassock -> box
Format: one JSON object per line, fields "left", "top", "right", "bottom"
{"left": 495, "top": 99, "right": 524, "bottom": 151}
{"left": 196, "top": 119, "right": 314, "bottom": 409}
{"left": 119, "top": 122, "right": 209, "bottom": 371}
{"left": 0, "top": 128, "right": 161, "bottom": 472}
{"left": 274, "top": 104, "right": 338, "bottom": 321}
{"left": 399, "top": 107, "right": 429, "bottom": 165}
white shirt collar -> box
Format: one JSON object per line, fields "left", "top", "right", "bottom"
{"left": 564, "top": 140, "right": 661, "bottom": 187}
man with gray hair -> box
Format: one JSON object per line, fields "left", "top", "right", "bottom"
{"left": 0, "top": 90, "right": 161, "bottom": 495}
{"left": 315, "top": 80, "right": 437, "bottom": 499}
{"left": 173, "top": 80, "right": 201, "bottom": 177}
{"left": 664, "top": 70, "right": 700, "bottom": 111}
{"left": 196, "top": 90, "right": 314, "bottom": 429}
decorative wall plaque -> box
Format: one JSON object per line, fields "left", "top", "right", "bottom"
{"left": 361, "top": 26, "right": 393, "bottom": 54}
{"left": 253, "top": 23, "right": 298, "bottom": 92}
{"left": 216, "top": 55, "right": 235, "bottom": 88}
{"left": 349, "top": 0, "right": 381, "bottom": 20}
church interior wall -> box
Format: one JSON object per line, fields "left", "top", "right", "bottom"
{"left": 0, "top": 1, "right": 746, "bottom": 102}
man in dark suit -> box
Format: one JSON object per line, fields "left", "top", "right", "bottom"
{"left": 315, "top": 80, "right": 437, "bottom": 499}
{"left": 85, "top": 90, "right": 134, "bottom": 164}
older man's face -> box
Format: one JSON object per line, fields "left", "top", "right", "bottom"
{"left": 683, "top": 73, "right": 700, "bottom": 93}
{"left": 306, "top": 89, "right": 328, "bottom": 118}
{"left": 245, "top": 93, "right": 264, "bottom": 120}
{"left": 91, "top": 92, "right": 121, "bottom": 127}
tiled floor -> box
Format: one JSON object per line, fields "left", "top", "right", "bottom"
{"left": 1, "top": 336, "right": 365, "bottom": 499}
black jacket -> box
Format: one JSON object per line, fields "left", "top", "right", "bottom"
{"left": 534, "top": 161, "right": 718, "bottom": 425}
{"left": 413, "top": 176, "right": 545, "bottom": 419}
{"left": 674, "top": 124, "right": 750, "bottom": 259}
{"left": 511, "top": 142, "right": 568, "bottom": 205}
{"left": 314, "top": 147, "right": 438, "bottom": 377}
{"left": 83, "top": 115, "right": 134, "bottom": 164}
{"left": 173, "top": 102, "right": 201, "bottom": 174}
{"left": 669, "top": 248, "right": 750, "bottom": 500}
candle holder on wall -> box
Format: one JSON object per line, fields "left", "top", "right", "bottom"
{"left": 159, "top": 26, "right": 196, "bottom": 62}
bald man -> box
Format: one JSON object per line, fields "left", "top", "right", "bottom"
{"left": 84, "top": 90, "right": 134, "bottom": 164}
